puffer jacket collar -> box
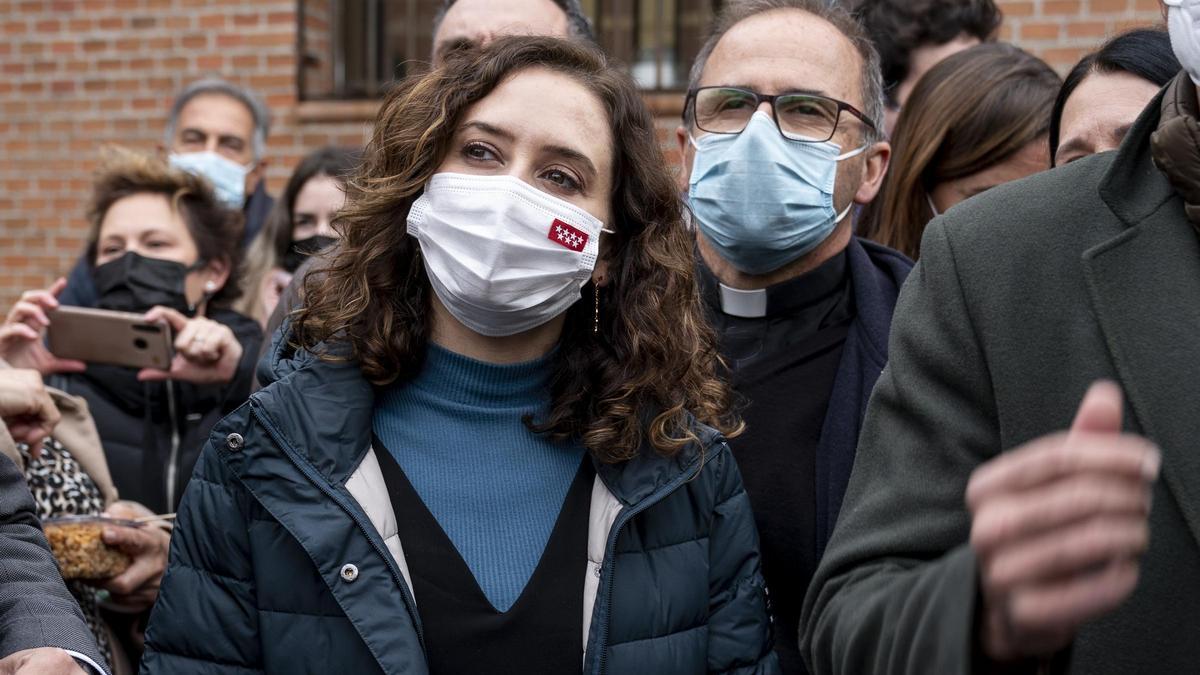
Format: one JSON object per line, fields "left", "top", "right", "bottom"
{"left": 254, "top": 325, "right": 375, "bottom": 485}
{"left": 255, "top": 322, "right": 709, "bottom": 508}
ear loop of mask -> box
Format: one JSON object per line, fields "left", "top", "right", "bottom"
{"left": 832, "top": 143, "right": 868, "bottom": 223}
{"left": 925, "top": 193, "right": 941, "bottom": 218}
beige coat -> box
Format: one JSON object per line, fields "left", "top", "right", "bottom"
{"left": 0, "top": 362, "right": 118, "bottom": 505}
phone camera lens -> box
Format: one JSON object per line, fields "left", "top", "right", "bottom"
{"left": 134, "top": 338, "right": 148, "bottom": 350}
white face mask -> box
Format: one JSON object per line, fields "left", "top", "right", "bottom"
{"left": 406, "top": 172, "right": 611, "bottom": 337}
{"left": 1166, "top": 0, "right": 1200, "bottom": 85}
{"left": 169, "top": 151, "right": 251, "bottom": 209}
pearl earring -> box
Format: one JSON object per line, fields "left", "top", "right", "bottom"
{"left": 204, "top": 280, "right": 217, "bottom": 293}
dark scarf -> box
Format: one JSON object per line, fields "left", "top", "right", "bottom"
{"left": 1150, "top": 72, "right": 1200, "bottom": 238}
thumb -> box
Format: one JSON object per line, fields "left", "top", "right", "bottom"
{"left": 102, "top": 525, "right": 147, "bottom": 552}
{"left": 1069, "top": 380, "right": 1124, "bottom": 437}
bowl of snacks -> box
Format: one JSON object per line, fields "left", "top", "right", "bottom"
{"left": 42, "top": 515, "right": 139, "bottom": 580}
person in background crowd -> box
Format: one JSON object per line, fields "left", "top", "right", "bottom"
{"left": 859, "top": 43, "right": 1060, "bottom": 260}
{"left": 432, "top": 0, "right": 594, "bottom": 64}
{"left": 263, "top": 0, "right": 586, "bottom": 347}
{"left": 854, "top": 0, "right": 1001, "bottom": 135}
{"left": 59, "top": 78, "right": 274, "bottom": 308}
{"left": 0, "top": 369, "right": 106, "bottom": 675}
{"left": 674, "top": 1, "right": 909, "bottom": 671}
{"left": 238, "top": 147, "right": 358, "bottom": 329}
{"left": 1051, "top": 28, "right": 1179, "bottom": 167}
{"left": 142, "top": 37, "right": 777, "bottom": 674}
{"left": 2, "top": 149, "right": 262, "bottom": 515}
{"left": 801, "top": 1, "right": 1199, "bottom": 672}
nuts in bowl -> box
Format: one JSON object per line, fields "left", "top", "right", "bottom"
{"left": 43, "top": 515, "right": 136, "bottom": 580}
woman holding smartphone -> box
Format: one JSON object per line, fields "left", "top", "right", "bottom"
{"left": 141, "top": 37, "right": 777, "bottom": 674}
{"left": 0, "top": 149, "right": 263, "bottom": 670}
{"left": 3, "top": 149, "right": 262, "bottom": 514}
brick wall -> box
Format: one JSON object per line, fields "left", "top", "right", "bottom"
{"left": 0, "top": 0, "right": 1170, "bottom": 309}
{"left": 997, "top": 0, "right": 1164, "bottom": 70}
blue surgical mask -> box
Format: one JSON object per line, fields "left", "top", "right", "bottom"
{"left": 688, "top": 111, "right": 864, "bottom": 275}
{"left": 170, "top": 151, "right": 251, "bottom": 209}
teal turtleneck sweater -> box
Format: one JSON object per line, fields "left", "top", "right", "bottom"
{"left": 372, "top": 344, "right": 586, "bottom": 612}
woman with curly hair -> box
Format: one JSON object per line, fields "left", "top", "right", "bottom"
{"left": 141, "top": 36, "right": 778, "bottom": 674}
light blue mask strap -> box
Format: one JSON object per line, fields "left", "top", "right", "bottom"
{"left": 835, "top": 200, "right": 855, "bottom": 224}
{"left": 834, "top": 143, "right": 868, "bottom": 161}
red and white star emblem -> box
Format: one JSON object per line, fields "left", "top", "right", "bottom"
{"left": 548, "top": 218, "right": 588, "bottom": 252}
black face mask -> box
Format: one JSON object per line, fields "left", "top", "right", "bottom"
{"left": 93, "top": 252, "right": 198, "bottom": 316}
{"left": 281, "top": 235, "right": 337, "bottom": 274}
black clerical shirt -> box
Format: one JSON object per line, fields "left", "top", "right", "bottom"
{"left": 700, "top": 251, "right": 854, "bottom": 675}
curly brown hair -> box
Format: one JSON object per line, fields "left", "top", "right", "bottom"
{"left": 293, "top": 36, "right": 741, "bottom": 463}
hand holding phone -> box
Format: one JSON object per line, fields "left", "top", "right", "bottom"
{"left": 137, "top": 306, "right": 243, "bottom": 385}
{"left": 46, "top": 306, "right": 174, "bottom": 371}
{"left": 1, "top": 279, "right": 87, "bottom": 375}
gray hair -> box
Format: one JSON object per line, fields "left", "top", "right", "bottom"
{"left": 432, "top": 0, "right": 595, "bottom": 44}
{"left": 164, "top": 78, "right": 272, "bottom": 162}
{"left": 685, "top": 0, "right": 886, "bottom": 144}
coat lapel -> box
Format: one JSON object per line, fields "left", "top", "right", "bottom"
{"left": 1084, "top": 194, "right": 1200, "bottom": 547}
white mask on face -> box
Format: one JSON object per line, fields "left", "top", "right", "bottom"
{"left": 169, "top": 151, "right": 251, "bottom": 209}
{"left": 1166, "top": 0, "right": 1200, "bottom": 85}
{"left": 406, "top": 172, "right": 612, "bottom": 337}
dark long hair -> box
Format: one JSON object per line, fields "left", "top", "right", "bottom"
{"left": 293, "top": 36, "right": 742, "bottom": 462}
{"left": 860, "top": 43, "right": 1060, "bottom": 259}
{"left": 266, "top": 146, "right": 360, "bottom": 259}
{"left": 1049, "top": 28, "right": 1179, "bottom": 166}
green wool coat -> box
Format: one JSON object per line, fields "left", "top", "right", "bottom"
{"left": 801, "top": 86, "right": 1200, "bottom": 674}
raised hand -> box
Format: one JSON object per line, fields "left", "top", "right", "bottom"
{"left": 1, "top": 279, "right": 86, "bottom": 376}
{"left": 137, "top": 306, "right": 242, "bottom": 385}
{"left": 0, "top": 369, "right": 61, "bottom": 457}
{"left": 968, "top": 381, "right": 1160, "bottom": 661}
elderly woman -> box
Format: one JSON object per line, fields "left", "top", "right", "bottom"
{"left": 141, "top": 37, "right": 777, "bottom": 674}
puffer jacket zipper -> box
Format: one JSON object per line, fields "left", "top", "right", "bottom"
{"left": 587, "top": 454, "right": 706, "bottom": 675}
{"left": 249, "top": 401, "right": 427, "bottom": 652}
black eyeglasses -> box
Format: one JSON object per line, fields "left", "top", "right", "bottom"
{"left": 684, "top": 86, "right": 877, "bottom": 143}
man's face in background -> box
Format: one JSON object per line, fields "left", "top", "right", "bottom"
{"left": 432, "top": 0, "right": 571, "bottom": 65}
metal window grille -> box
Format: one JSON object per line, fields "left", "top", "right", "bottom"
{"left": 299, "top": 0, "right": 724, "bottom": 101}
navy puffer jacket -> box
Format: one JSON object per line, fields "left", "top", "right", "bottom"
{"left": 141, "top": 330, "right": 779, "bottom": 674}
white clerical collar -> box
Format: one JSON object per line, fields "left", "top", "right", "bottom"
{"left": 718, "top": 283, "right": 768, "bottom": 318}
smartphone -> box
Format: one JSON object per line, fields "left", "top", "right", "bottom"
{"left": 47, "top": 306, "right": 174, "bottom": 370}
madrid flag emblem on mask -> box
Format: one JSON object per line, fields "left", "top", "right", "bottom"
{"left": 549, "top": 219, "right": 589, "bottom": 253}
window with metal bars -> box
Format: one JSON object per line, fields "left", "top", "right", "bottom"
{"left": 298, "top": 0, "right": 724, "bottom": 101}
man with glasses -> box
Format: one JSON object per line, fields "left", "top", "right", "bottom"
{"left": 674, "top": 1, "right": 910, "bottom": 671}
